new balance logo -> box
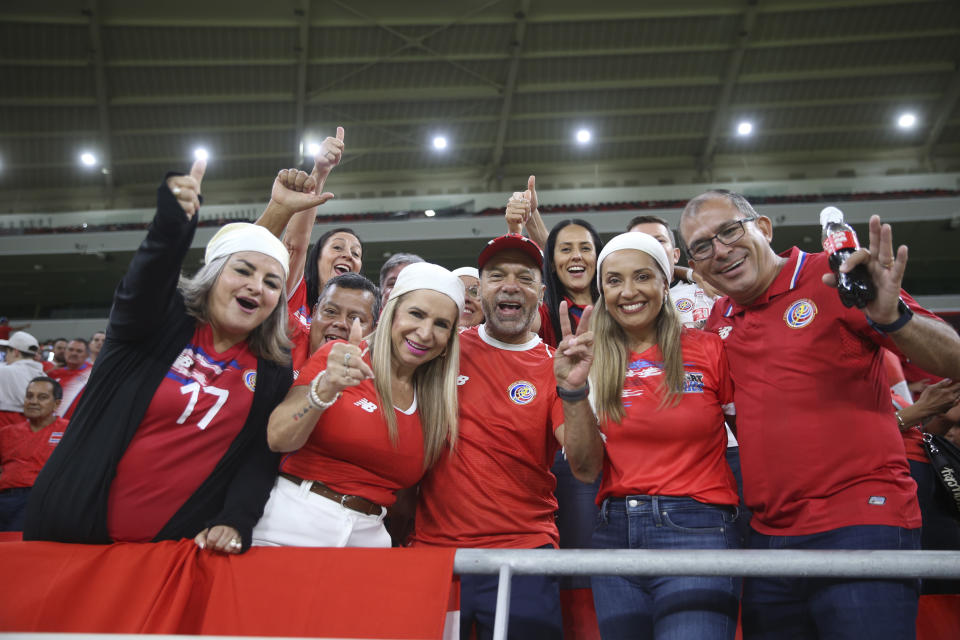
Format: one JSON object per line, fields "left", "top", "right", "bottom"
{"left": 354, "top": 398, "right": 378, "bottom": 413}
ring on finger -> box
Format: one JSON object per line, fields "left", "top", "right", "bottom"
{"left": 344, "top": 352, "right": 352, "bottom": 366}
{"left": 228, "top": 539, "right": 241, "bottom": 549}
{"left": 882, "top": 261, "right": 894, "bottom": 269}
{"left": 172, "top": 186, "right": 182, "bottom": 195}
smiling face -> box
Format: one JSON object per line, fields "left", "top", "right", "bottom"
{"left": 552, "top": 224, "right": 596, "bottom": 300}
{"left": 23, "top": 380, "right": 59, "bottom": 422}
{"left": 317, "top": 232, "right": 362, "bottom": 287}
{"left": 480, "top": 249, "right": 544, "bottom": 344}
{"left": 601, "top": 249, "right": 669, "bottom": 348}
{"left": 309, "top": 284, "right": 377, "bottom": 353}
{"left": 380, "top": 263, "right": 408, "bottom": 308}
{"left": 457, "top": 274, "right": 484, "bottom": 327}
{"left": 389, "top": 289, "right": 458, "bottom": 377}
{"left": 679, "top": 197, "right": 778, "bottom": 306}
{"left": 208, "top": 251, "right": 284, "bottom": 350}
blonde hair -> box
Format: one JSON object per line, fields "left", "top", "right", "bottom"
{"left": 590, "top": 265, "right": 684, "bottom": 424}
{"left": 179, "top": 255, "right": 291, "bottom": 365}
{"left": 369, "top": 293, "right": 460, "bottom": 467}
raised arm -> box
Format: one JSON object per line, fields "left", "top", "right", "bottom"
{"left": 553, "top": 302, "right": 603, "bottom": 482}
{"left": 267, "top": 319, "right": 374, "bottom": 452}
{"left": 256, "top": 127, "right": 344, "bottom": 295}
{"left": 504, "top": 175, "right": 549, "bottom": 248}
{"left": 827, "top": 215, "right": 960, "bottom": 379}
{"left": 109, "top": 160, "right": 205, "bottom": 341}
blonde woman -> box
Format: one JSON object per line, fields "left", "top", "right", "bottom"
{"left": 253, "top": 262, "right": 463, "bottom": 547}
{"left": 556, "top": 232, "right": 740, "bottom": 639}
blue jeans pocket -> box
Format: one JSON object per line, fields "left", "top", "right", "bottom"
{"left": 661, "top": 504, "right": 735, "bottom": 534}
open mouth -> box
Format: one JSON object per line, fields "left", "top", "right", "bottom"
{"left": 567, "top": 266, "right": 586, "bottom": 275}
{"left": 619, "top": 301, "right": 647, "bottom": 314}
{"left": 323, "top": 333, "right": 346, "bottom": 343}
{"left": 236, "top": 297, "right": 259, "bottom": 311}
{"left": 719, "top": 257, "right": 745, "bottom": 275}
{"left": 405, "top": 338, "right": 428, "bottom": 356}
{"left": 334, "top": 264, "right": 351, "bottom": 275}
{"left": 498, "top": 301, "right": 522, "bottom": 316}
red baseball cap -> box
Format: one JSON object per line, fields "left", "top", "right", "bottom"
{"left": 477, "top": 233, "right": 544, "bottom": 271}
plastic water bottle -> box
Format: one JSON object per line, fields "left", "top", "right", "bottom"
{"left": 820, "top": 206, "right": 876, "bottom": 308}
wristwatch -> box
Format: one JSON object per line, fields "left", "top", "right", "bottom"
{"left": 869, "top": 298, "right": 914, "bottom": 333}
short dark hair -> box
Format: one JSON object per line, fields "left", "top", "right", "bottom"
{"left": 626, "top": 215, "right": 676, "bottom": 248}
{"left": 54, "top": 338, "right": 67, "bottom": 345}
{"left": 69, "top": 338, "right": 90, "bottom": 351}
{"left": 317, "top": 272, "right": 381, "bottom": 322}
{"left": 304, "top": 227, "right": 363, "bottom": 312}
{"left": 28, "top": 376, "right": 62, "bottom": 401}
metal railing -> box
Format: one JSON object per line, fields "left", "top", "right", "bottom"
{"left": 453, "top": 549, "right": 960, "bottom": 640}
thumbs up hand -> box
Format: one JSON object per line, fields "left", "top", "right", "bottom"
{"left": 166, "top": 157, "right": 206, "bottom": 219}
{"left": 312, "top": 126, "right": 345, "bottom": 177}
{"left": 321, "top": 318, "right": 375, "bottom": 399}
{"left": 505, "top": 191, "right": 531, "bottom": 234}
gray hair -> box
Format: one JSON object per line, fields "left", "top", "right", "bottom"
{"left": 378, "top": 253, "right": 424, "bottom": 289}
{"left": 679, "top": 189, "right": 759, "bottom": 251}
{"left": 178, "top": 255, "right": 291, "bottom": 365}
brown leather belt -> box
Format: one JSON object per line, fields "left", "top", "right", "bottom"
{"left": 279, "top": 471, "right": 383, "bottom": 516}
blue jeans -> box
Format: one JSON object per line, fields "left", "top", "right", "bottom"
{"left": 459, "top": 569, "right": 563, "bottom": 640}
{"left": 552, "top": 449, "right": 600, "bottom": 589}
{"left": 591, "top": 495, "right": 741, "bottom": 640}
{"left": 743, "top": 525, "right": 921, "bottom": 640}
{"left": 0, "top": 487, "right": 31, "bottom": 531}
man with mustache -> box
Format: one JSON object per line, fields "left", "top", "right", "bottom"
{"left": 679, "top": 189, "right": 960, "bottom": 639}
{"left": 412, "top": 234, "right": 565, "bottom": 640}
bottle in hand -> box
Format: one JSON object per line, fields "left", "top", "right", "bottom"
{"left": 820, "top": 206, "right": 876, "bottom": 309}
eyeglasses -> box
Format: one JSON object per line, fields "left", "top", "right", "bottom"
{"left": 685, "top": 216, "right": 757, "bottom": 261}
{"left": 464, "top": 285, "right": 480, "bottom": 300}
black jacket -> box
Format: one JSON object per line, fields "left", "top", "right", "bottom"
{"left": 24, "top": 180, "right": 291, "bottom": 549}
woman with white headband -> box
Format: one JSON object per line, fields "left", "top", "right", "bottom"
{"left": 555, "top": 232, "right": 741, "bottom": 639}
{"left": 252, "top": 261, "right": 463, "bottom": 548}
{"left": 25, "top": 160, "right": 292, "bottom": 555}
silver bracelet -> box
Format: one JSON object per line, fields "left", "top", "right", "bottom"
{"left": 307, "top": 370, "right": 340, "bottom": 410}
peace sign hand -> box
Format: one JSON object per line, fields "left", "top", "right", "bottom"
{"left": 554, "top": 301, "right": 595, "bottom": 392}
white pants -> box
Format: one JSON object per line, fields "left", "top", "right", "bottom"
{"left": 251, "top": 475, "right": 390, "bottom": 548}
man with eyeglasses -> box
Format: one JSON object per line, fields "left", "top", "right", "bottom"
{"left": 679, "top": 189, "right": 960, "bottom": 639}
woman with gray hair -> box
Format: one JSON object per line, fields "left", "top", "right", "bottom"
{"left": 24, "top": 160, "right": 292, "bottom": 554}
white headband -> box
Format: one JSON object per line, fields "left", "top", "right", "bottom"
{"left": 451, "top": 267, "right": 479, "bottom": 279}
{"left": 388, "top": 262, "right": 465, "bottom": 313}
{"left": 597, "top": 232, "right": 673, "bottom": 289}
{"left": 205, "top": 223, "right": 290, "bottom": 278}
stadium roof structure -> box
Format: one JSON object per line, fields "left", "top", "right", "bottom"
{"left": 1, "top": 0, "right": 959, "bottom": 212}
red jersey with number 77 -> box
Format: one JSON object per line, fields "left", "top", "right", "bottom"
{"left": 107, "top": 322, "right": 258, "bottom": 542}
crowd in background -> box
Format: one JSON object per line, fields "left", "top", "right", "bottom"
{"left": 2, "top": 126, "right": 960, "bottom": 640}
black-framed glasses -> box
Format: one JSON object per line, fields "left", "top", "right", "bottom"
{"left": 686, "top": 216, "right": 757, "bottom": 260}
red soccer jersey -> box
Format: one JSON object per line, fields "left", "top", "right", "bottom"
{"left": 287, "top": 276, "right": 312, "bottom": 381}
{"left": 705, "top": 247, "right": 929, "bottom": 535}
{"left": 0, "top": 417, "right": 68, "bottom": 490}
{"left": 412, "top": 325, "right": 564, "bottom": 549}
{"left": 598, "top": 330, "right": 738, "bottom": 506}
{"left": 49, "top": 364, "right": 90, "bottom": 419}
{"left": 107, "top": 323, "right": 257, "bottom": 542}
{"left": 282, "top": 340, "right": 425, "bottom": 507}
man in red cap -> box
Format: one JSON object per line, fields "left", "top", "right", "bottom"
{"left": 412, "top": 234, "right": 566, "bottom": 640}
